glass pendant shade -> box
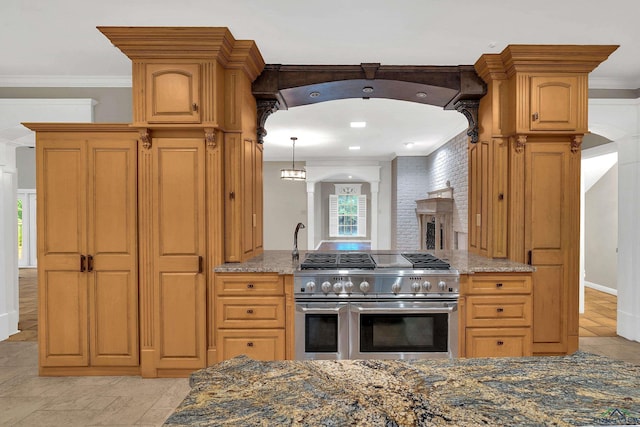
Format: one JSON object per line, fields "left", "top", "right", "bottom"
{"left": 281, "top": 136, "right": 306, "bottom": 181}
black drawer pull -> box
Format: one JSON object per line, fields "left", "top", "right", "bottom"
{"left": 496, "top": 283, "right": 503, "bottom": 288}
{"left": 80, "top": 255, "right": 86, "bottom": 272}
{"left": 246, "top": 309, "right": 254, "bottom": 314}
{"left": 497, "top": 340, "right": 504, "bottom": 346}
{"left": 496, "top": 307, "right": 504, "bottom": 313}
{"left": 247, "top": 342, "right": 254, "bottom": 347}
{"left": 247, "top": 283, "right": 255, "bottom": 289}
{"left": 87, "top": 255, "right": 94, "bottom": 272}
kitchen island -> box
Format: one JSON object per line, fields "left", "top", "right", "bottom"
{"left": 213, "top": 250, "right": 534, "bottom": 360}
{"left": 213, "top": 249, "right": 535, "bottom": 275}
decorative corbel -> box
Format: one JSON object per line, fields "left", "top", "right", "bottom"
{"left": 256, "top": 99, "right": 280, "bottom": 145}
{"left": 138, "top": 128, "right": 151, "bottom": 149}
{"left": 571, "top": 135, "right": 583, "bottom": 153}
{"left": 514, "top": 135, "right": 527, "bottom": 153}
{"left": 204, "top": 128, "right": 216, "bottom": 149}
{"left": 454, "top": 100, "right": 479, "bottom": 144}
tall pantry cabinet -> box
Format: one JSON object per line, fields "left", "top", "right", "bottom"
{"left": 470, "top": 45, "right": 618, "bottom": 355}
{"left": 27, "top": 27, "right": 266, "bottom": 377}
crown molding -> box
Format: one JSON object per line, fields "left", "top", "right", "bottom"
{"left": 0, "top": 75, "right": 132, "bottom": 88}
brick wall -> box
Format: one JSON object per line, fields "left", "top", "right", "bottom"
{"left": 392, "top": 131, "right": 468, "bottom": 250}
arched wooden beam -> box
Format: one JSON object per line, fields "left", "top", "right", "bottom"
{"left": 252, "top": 63, "right": 486, "bottom": 144}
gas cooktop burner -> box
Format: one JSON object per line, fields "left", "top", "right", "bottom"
{"left": 299, "top": 252, "right": 451, "bottom": 271}
{"left": 300, "top": 252, "right": 376, "bottom": 270}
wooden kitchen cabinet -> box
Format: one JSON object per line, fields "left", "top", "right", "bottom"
{"left": 529, "top": 76, "right": 579, "bottom": 132}
{"left": 32, "top": 125, "right": 139, "bottom": 373}
{"left": 149, "top": 137, "right": 207, "bottom": 371}
{"left": 145, "top": 63, "right": 201, "bottom": 124}
{"left": 224, "top": 135, "right": 264, "bottom": 262}
{"left": 462, "top": 273, "right": 532, "bottom": 358}
{"left": 214, "top": 273, "right": 287, "bottom": 362}
{"left": 471, "top": 46, "right": 616, "bottom": 356}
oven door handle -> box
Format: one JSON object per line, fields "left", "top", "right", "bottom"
{"left": 297, "top": 305, "right": 349, "bottom": 314}
{"left": 350, "top": 305, "right": 457, "bottom": 314}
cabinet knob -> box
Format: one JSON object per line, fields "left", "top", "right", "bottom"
{"left": 247, "top": 283, "right": 254, "bottom": 289}
{"left": 496, "top": 283, "right": 503, "bottom": 288}
{"left": 497, "top": 340, "right": 504, "bottom": 346}
{"left": 498, "top": 193, "right": 504, "bottom": 201}
{"left": 247, "top": 342, "right": 254, "bottom": 347}
{"left": 496, "top": 307, "right": 504, "bottom": 313}
{"left": 192, "top": 103, "right": 198, "bottom": 112}
{"left": 246, "top": 309, "right": 254, "bottom": 314}
{"left": 532, "top": 112, "right": 539, "bottom": 121}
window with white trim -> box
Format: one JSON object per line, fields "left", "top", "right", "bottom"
{"left": 329, "top": 184, "right": 366, "bottom": 237}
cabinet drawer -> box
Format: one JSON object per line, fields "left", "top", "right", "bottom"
{"left": 466, "top": 295, "right": 531, "bottom": 327}
{"left": 467, "top": 275, "right": 531, "bottom": 294}
{"left": 466, "top": 328, "right": 531, "bottom": 358}
{"left": 217, "top": 329, "right": 285, "bottom": 361}
{"left": 215, "top": 273, "right": 283, "bottom": 295}
{"left": 216, "top": 297, "right": 284, "bottom": 328}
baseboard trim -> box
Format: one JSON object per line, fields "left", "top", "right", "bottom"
{"left": 584, "top": 280, "right": 618, "bottom": 296}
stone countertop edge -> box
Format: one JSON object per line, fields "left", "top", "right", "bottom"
{"left": 213, "top": 250, "right": 535, "bottom": 275}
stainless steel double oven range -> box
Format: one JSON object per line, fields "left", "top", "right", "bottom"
{"left": 294, "top": 252, "right": 459, "bottom": 360}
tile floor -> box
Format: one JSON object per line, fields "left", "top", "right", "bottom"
{"left": 1, "top": 269, "right": 639, "bottom": 426}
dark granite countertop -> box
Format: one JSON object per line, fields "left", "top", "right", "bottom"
{"left": 213, "top": 250, "right": 534, "bottom": 275}
{"left": 165, "top": 351, "right": 640, "bottom": 426}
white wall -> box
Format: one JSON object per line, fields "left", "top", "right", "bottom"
{"left": 589, "top": 98, "right": 640, "bottom": 342}
{"left": 585, "top": 162, "right": 618, "bottom": 291}
{"left": 262, "top": 161, "right": 308, "bottom": 250}
{"left": 0, "top": 98, "right": 95, "bottom": 342}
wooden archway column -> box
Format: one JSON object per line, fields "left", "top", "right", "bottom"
{"left": 252, "top": 63, "right": 486, "bottom": 144}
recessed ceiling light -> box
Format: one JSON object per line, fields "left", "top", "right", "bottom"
{"left": 404, "top": 142, "right": 415, "bottom": 148}
{"left": 416, "top": 92, "right": 427, "bottom": 98}
{"left": 350, "top": 121, "right": 366, "bottom": 128}
{"left": 309, "top": 91, "right": 320, "bottom": 98}
{"left": 349, "top": 146, "right": 361, "bottom": 150}
{"left": 348, "top": 175, "right": 353, "bottom": 179}
{"left": 362, "top": 86, "right": 374, "bottom": 93}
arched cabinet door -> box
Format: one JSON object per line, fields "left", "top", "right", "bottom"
{"left": 145, "top": 64, "right": 201, "bottom": 124}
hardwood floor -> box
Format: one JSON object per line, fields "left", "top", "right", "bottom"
{"left": 6, "top": 268, "right": 37, "bottom": 342}
{"left": 579, "top": 287, "right": 617, "bottom": 337}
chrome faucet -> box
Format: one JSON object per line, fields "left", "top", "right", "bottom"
{"left": 293, "top": 222, "right": 306, "bottom": 261}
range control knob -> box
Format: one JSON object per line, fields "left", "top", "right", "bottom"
{"left": 305, "top": 281, "right": 316, "bottom": 292}
{"left": 411, "top": 281, "right": 421, "bottom": 293}
{"left": 333, "top": 282, "right": 343, "bottom": 293}
{"left": 422, "top": 281, "right": 432, "bottom": 291}
{"left": 391, "top": 279, "right": 402, "bottom": 295}
{"left": 344, "top": 280, "right": 354, "bottom": 293}
{"left": 359, "top": 281, "right": 370, "bottom": 293}
{"left": 321, "top": 281, "right": 332, "bottom": 294}
{"left": 438, "top": 280, "right": 447, "bottom": 291}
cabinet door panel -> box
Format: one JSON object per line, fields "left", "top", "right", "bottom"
{"left": 153, "top": 139, "right": 206, "bottom": 369}
{"left": 40, "top": 271, "right": 88, "bottom": 367}
{"left": 146, "top": 64, "right": 200, "bottom": 123}
{"left": 38, "top": 142, "right": 85, "bottom": 262}
{"left": 242, "top": 138, "right": 255, "bottom": 256}
{"left": 91, "top": 271, "right": 138, "bottom": 365}
{"left": 87, "top": 139, "right": 139, "bottom": 366}
{"left": 530, "top": 76, "right": 578, "bottom": 131}
{"left": 158, "top": 273, "right": 204, "bottom": 360}
{"left": 37, "top": 140, "right": 88, "bottom": 367}
{"left": 526, "top": 143, "right": 571, "bottom": 353}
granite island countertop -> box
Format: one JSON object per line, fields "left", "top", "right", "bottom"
{"left": 213, "top": 250, "right": 534, "bottom": 275}
{"left": 165, "top": 351, "right": 640, "bottom": 426}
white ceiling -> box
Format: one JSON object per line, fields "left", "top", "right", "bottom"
{"left": 2, "top": 0, "right": 639, "bottom": 161}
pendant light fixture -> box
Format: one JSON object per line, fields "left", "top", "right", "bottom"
{"left": 280, "top": 136, "right": 306, "bottom": 181}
